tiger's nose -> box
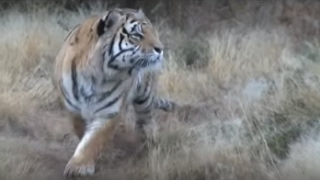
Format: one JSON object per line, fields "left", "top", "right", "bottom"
{"left": 153, "top": 46, "right": 163, "bottom": 54}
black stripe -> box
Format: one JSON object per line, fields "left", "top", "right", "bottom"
{"left": 104, "top": 11, "right": 115, "bottom": 29}
{"left": 119, "top": 33, "right": 125, "bottom": 51}
{"left": 128, "top": 68, "right": 134, "bottom": 76}
{"left": 71, "top": 59, "right": 79, "bottom": 101}
{"left": 108, "top": 36, "right": 116, "bottom": 56}
{"left": 122, "top": 27, "right": 129, "bottom": 35}
{"left": 96, "top": 81, "right": 122, "bottom": 103}
{"left": 104, "top": 11, "right": 111, "bottom": 23}
{"left": 108, "top": 48, "right": 134, "bottom": 67}
{"left": 136, "top": 119, "right": 146, "bottom": 127}
{"left": 104, "top": 11, "right": 111, "bottom": 22}
{"left": 105, "top": 112, "right": 119, "bottom": 119}
{"left": 143, "top": 85, "right": 149, "bottom": 94}
{"left": 60, "top": 80, "right": 80, "bottom": 111}
{"left": 134, "top": 95, "right": 149, "bottom": 105}
{"left": 101, "top": 77, "right": 110, "bottom": 85}
{"left": 128, "top": 58, "right": 142, "bottom": 76}
{"left": 131, "top": 24, "right": 137, "bottom": 33}
{"left": 141, "top": 60, "right": 148, "bottom": 67}
{"left": 135, "top": 102, "right": 152, "bottom": 114}
{"left": 108, "top": 64, "right": 119, "bottom": 70}
{"left": 91, "top": 75, "right": 96, "bottom": 85}
{"left": 95, "top": 96, "right": 121, "bottom": 113}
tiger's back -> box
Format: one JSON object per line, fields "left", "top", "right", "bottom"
{"left": 53, "top": 8, "right": 176, "bottom": 177}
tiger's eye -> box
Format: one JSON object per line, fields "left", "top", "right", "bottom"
{"left": 130, "top": 34, "right": 143, "bottom": 40}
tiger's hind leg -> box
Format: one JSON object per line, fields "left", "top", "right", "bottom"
{"left": 133, "top": 74, "right": 177, "bottom": 140}
{"left": 64, "top": 115, "right": 119, "bottom": 177}
{"left": 133, "top": 96, "right": 177, "bottom": 139}
{"left": 133, "top": 92, "right": 154, "bottom": 141}
{"left": 153, "top": 97, "right": 177, "bottom": 112}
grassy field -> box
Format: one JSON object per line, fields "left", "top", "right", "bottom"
{"left": 1, "top": 2, "right": 320, "bottom": 180}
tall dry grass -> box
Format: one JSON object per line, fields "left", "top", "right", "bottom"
{"left": 1, "top": 2, "right": 320, "bottom": 180}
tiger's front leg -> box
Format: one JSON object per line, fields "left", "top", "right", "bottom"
{"left": 64, "top": 115, "right": 119, "bottom": 177}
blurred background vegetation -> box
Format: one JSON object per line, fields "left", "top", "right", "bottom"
{"left": 2, "top": 0, "right": 317, "bottom": 68}
{"left": 1, "top": 0, "right": 318, "bottom": 34}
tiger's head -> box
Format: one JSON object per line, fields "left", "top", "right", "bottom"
{"left": 96, "top": 8, "right": 164, "bottom": 76}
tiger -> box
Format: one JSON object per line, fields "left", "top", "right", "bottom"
{"left": 53, "top": 8, "right": 176, "bottom": 177}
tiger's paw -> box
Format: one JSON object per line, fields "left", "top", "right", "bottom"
{"left": 64, "top": 155, "right": 96, "bottom": 177}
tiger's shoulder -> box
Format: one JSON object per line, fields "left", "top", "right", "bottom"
{"left": 53, "top": 15, "right": 107, "bottom": 86}
{"left": 64, "top": 15, "right": 103, "bottom": 49}
{"left": 57, "top": 15, "right": 103, "bottom": 62}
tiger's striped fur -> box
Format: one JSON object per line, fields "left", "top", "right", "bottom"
{"left": 53, "top": 8, "right": 176, "bottom": 177}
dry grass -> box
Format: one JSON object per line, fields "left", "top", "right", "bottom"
{"left": 1, "top": 2, "right": 320, "bottom": 180}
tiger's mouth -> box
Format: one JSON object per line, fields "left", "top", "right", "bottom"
{"left": 128, "top": 55, "right": 162, "bottom": 75}
{"left": 138, "top": 53, "right": 163, "bottom": 68}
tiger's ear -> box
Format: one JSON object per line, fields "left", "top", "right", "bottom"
{"left": 137, "top": 8, "right": 145, "bottom": 18}
{"left": 97, "top": 10, "right": 124, "bottom": 36}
